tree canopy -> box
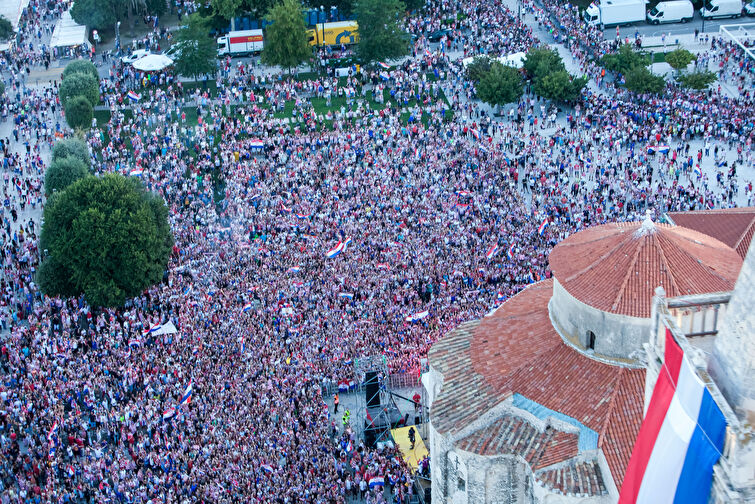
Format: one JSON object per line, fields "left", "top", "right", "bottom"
{"left": 355, "top": 0, "right": 410, "bottom": 64}
{"left": 676, "top": 70, "right": 717, "bottom": 90}
{"left": 601, "top": 44, "right": 649, "bottom": 76}
{"left": 211, "top": 0, "right": 276, "bottom": 19}
{"left": 39, "top": 174, "right": 173, "bottom": 308}
{"left": 70, "top": 0, "right": 123, "bottom": 30}
{"left": 62, "top": 59, "right": 100, "bottom": 82}
{"left": 64, "top": 96, "right": 94, "bottom": 130}
{"left": 45, "top": 156, "right": 89, "bottom": 196}
{"left": 0, "top": 15, "right": 13, "bottom": 41}
{"left": 523, "top": 47, "right": 565, "bottom": 81}
{"left": 261, "top": 0, "right": 311, "bottom": 73}
{"left": 534, "top": 70, "right": 587, "bottom": 103}
{"left": 465, "top": 55, "right": 493, "bottom": 83}
{"left": 665, "top": 48, "right": 696, "bottom": 72}
{"left": 59, "top": 72, "right": 100, "bottom": 108}
{"left": 174, "top": 14, "right": 217, "bottom": 81}
{"left": 476, "top": 62, "right": 523, "bottom": 107}
{"left": 52, "top": 137, "right": 90, "bottom": 166}
{"left": 624, "top": 66, "right": 666, "bottom": 94}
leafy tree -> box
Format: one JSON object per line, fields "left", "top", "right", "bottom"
{"left": 534, "top": 70, "right": 587, "bottom": 103}
{"left": 45, "top": 156, "right": 89, "bottom": 196}
{"left": 65, "top": 96, "right": 94, "bottom": 130}
{"left": 476, "top": 62, "right": 523, "bottom": 107}
{"left": 62, "top": 59, "right": 99, "bottom": 82}
{"left": 355, "top": 0, "right": 410, "bottom": 64}
{"left": 601, "top": 44, "right": 649, "bottom": 76}
{"left": 404, "top": 0, "right": 425, "bottom": 11}
{"left": 39, "top": 174, "right": 173, "bottom": 308}
{"left": 0, "top": 82, "right": 4, "bottom": 96}
{"left": 523, "top": 47, "right": 565, "bottom": 81}
{"left": 211, "top": 0, "right": 276, "bottom": 19}
{"left": 261, "top": 0, "right": 311, "bottom": 74}
{"left": 0, "top": 15, "right": 13, "bottom": 41}
{"left": 466, "top": 55, "right": 492, "bottom": 83}
{"left": 71, "top": 0, "right": 123, "bottom": 30}
{"left": 52, "top": 137, "right": 90, "bottom": 166}
{"left": 664, "top": 48, "right": 696, "bottom": 73}
{"left": 145, "top": 0, "right": 168, "bottom": 16}
{"left": 676, "top": 70, "right": 717, "bottom": 90}
{"left": 59, "top": 72, "right": 100, "bottom": 108}
{"left": 624, "top": 66, "right": 666, "bottom": 94}
{"left": 174, "top": 14, "right": 217, "bottom": 82}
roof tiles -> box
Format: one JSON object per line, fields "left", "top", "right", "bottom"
{"left": 668, "top": 208, "right": 755, "bottom": 259}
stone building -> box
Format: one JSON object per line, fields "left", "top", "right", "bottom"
{"left": 423, "top": 217, "right": 748, "bottom": 503}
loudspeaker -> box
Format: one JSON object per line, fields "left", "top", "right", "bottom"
{"left": 365, "top": 371, "right": 380, "bottom": 408}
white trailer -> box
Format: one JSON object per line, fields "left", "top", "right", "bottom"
{"left": 584, "top": 0, "right": 648, "bottom": 26}
{"left": 217, "top": 29, "right": 264, "bottom": 56}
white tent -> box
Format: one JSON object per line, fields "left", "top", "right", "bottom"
{"left": 50, "top": 9, "right": 89, "bottom": 50}
{"left": 461, "top": 52, "right": 526, "bottom": 70}
{"left": 0, "top": 0, "right": 30, "bottom": 32}
{"left": 132, "top": 53, "right": 174, "bottom": 72}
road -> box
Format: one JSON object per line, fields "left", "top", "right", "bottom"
{"left": 605, "top": 14, "right": 753, "bottom": 40}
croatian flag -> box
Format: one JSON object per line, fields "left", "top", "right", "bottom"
{"left": 405, "top": 310, "right": 430, "bottom": 322}
{"left": 496, "top": 292, "right": 506, "bottom": 303}
{"left": 326, "top": 241, "right": 344, "bottom": 259}
{"left": 129, "top": 168, "right": 143, "bottom": 177}
{"left": 179, "top": 379, "right": 192, "bottom": 407}
{"left": 342, "top": 237, "right": 352, "bottom": 252}
{"left": 369, "top": 476, "right": 385, "bottom": 488}
{"left": 507, "top": 243, "right": 515, "bottom": 260}
{"left": 128, "top": 338, "right": 141, "bottom": 348}
{"left": 470, "top": 128, "right": 480, "bottom": 140}
{"left": 485, "top": 244, "right": 499, "bottom": 260}
{"left": 250, "top": 139, "right": 264, "bottom": 150}
{"left": 376, "top": 263, "right": 391, "bottom": 270}
{"left": 619, "top": 330, "right": 726, "bottom": 504}
{"left": 647, "top": 145, "right": 657, "bottom": 154}
{"left": 538, "top": 218, "right": 549, "bottom": 236}
{"left": 162, "top": 406, "right": 176, "bottom": 420}
{"left": 657, "top": 144, "right": 670, "bottom": 154}
{"left": 67, "top": 465, "right": 75, "bottom": 478}
{"left": 287, "top": 266, "right": 301, "bottom": 273}
{"left": 48, "top": 421, "right": 59, "bottom": 443}
{"left": 127, "top": 90, "right": 141, "bottom": 102}
{"left": 338, "top": 292, "right": 354, "bottom": 300}
{"left": 378, "top": 61, "right": 390, "bottom": 70}
{"left": 295, "top": 213, "right": 311, "bottom": 220}
{"left": 242, "top": 303, "right": 252, "bottom": 313}
{"left": 338, "top": 380, "right": 349, "bottom": 392}
{"left": 693, "top": 165, "right": 703, "bottom": 179}
{"left": 143, "top": 324, "right": 161, "bottom": 336}
{"left": 261, "top": 464, "right": 274, "bottom": 473}
{"left": 379, "top": 71, "right": 390, "bottom": 81}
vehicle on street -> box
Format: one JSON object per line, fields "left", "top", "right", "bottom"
{"left": 121, "top": 49, "right": 150, "bottom": 65}
{"left": 217, "top": 29, "right": 264, "bottom": 56}
{"left": 428, "top": 29, "right": 453, "bottom": 42}
{"left": 584, "top": 0, "right": 648, "bottom": 27}
{"left": 700, "top": 0, "right": 743, "bottom": 18}
{"left": 307, "top": 21, "right": 358, "bottom": 46}
{"left": 647, "top": 0, "right": 695, "bottom": 23}
{"left": 743, "top": 0, "right": 755, "bottom": 15}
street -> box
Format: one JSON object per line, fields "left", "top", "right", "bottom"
{"left": 606, "top": 14, "right": 752, "bottom": 40}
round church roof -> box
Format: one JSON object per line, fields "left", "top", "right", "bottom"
{"left": 548, "top": 219, "right": 742, "bottom": 318}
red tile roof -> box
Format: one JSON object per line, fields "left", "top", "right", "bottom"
{"left": 548, "top": 222, "right": 742, "bottom": 318}
{"left": 535, "top": 460, "right": 607, "bottom": 497}
{"left": 428, "top": 279, "right": 646, "bottom": 492}
{"left": 668, "top": 208, "right": 755, "bottom": 259}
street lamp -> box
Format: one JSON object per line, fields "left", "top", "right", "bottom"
{"left": 320, "top": 6, "right": 325, "bottom": 49}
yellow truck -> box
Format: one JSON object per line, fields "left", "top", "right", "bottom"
{"left": 307, "top": 21, "right": 358, "bottom": 47}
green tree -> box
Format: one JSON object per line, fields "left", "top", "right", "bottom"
{"left": 0, "top": 81, "right": 4, "bottom": 96}
{"left": 624, "top": 66, "right": 666, "bottom": 94}
{"left": 71, "top": 0, "right": 123, "bottom": 30}
{"left": 355, "top": 0, "right": 410, "bottom": 64}
{"left": 664, "top": 48, "right": 696, "bottom": 73}
{"left": 52, "top": 137, "right": 90, "bottom": 166}
{"left": 534, "top": 70, "right": 587, "bottom": 103}
{"left": 404, "top": 0, "right": 425, "bottom": 11}
{"left": 0, "top": 15, "right": 13, "bottom": 41}
{"left": 62, "top": 59, "right": 100, "bottom": 82}
{"left": 476, "top": 62, "right": 523, "bottom": 107}
{"left": 39, "top": 174, "right": 173, "bottom": 308}
{"left": 466, "top": 55, "right": 492, "bottom": 83}
{"left": 523, "top": 47, "right": 565, "bottom": 81}
{"left": 145, "top": 0, "right": 168, "bottom": 16}
{"left": 65, "top": 96, "right": 94, "bottom": 130}
{"left": 676, "top": 70, "right": 717, "bottom": 90}
{"left": 45, "top": 156, "right": 89, "bottom": 196}
{"left": 601, "top": 44, "right": 650, "bottom": 75}
{"left": 174, "top": 14, "right": 217, "bottom": 82}
{"left": 261, "top": 0, "right": 311, "bottom": 74}
{"left": 211, "top": 0, "right": 276, "bottom": 20}
{"left": 59, "top": 72, "right": 100, "bottom": 108}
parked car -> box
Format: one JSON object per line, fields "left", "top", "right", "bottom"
{"left": 744, "top": 0, "right": 755, "bottom": 15}
{"left": 121, "top": 49, "right": 151, "bottom": 65}
{"left": 428, "top": 29, "right": 453, "bottom": 42}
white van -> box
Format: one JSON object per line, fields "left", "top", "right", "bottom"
{"left": 700, "top": 0, "right": 743, "bottom": 18}
{"left": 647, "top": 0, "right": 694, "bottom": 23}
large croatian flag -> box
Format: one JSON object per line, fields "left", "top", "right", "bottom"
{"left": 619, "top": 329, "right": 726, "bottom": 504}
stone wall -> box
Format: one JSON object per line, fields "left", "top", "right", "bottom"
{"left": 549, "top": 279, "right": 650, "bottom": 361}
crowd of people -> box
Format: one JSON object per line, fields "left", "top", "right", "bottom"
{"left": 0, "top": 0, "right": 752, "bottom": 502}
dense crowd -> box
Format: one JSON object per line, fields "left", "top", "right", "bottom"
{"left": 0, "top": 0, "right": 752, "bottom": 503}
